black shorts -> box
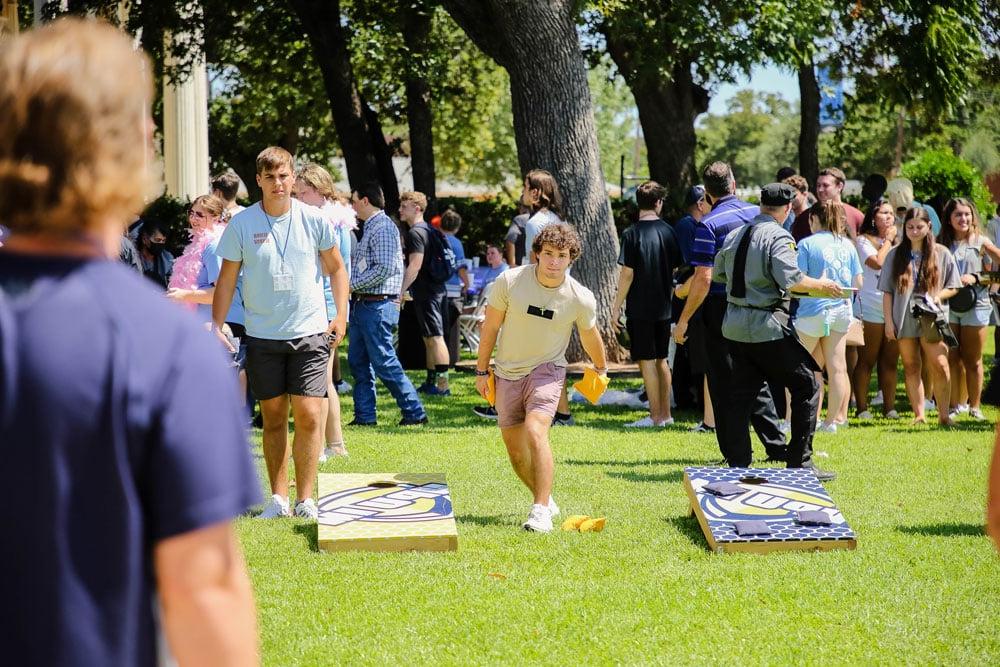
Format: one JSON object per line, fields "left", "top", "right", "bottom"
{"left": 627, "top": 318, "right": 670, "bottom": 361}
{"left": 686, "top": 309, "right": 708, "bottom": 374}
{"left": 412, "top": 286, "right": 448, "bottom": 338}
{"left": 245, "top": 333, "right": 330, "bottom": 400}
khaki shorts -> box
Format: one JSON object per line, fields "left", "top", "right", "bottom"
{"left": 495, "top": 362, "right": 566, "bottom": 428}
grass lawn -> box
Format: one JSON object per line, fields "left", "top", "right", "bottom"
{"left": 238, "top": 359, "right": 1000, "bottom": 665}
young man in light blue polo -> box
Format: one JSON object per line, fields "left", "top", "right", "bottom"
{"left": 213, "top": 146, "right": 349, "bottom": 520}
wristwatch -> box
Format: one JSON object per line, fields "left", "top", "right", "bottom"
{"left": 474, "top": 368, "right": 491, "bottom": 377}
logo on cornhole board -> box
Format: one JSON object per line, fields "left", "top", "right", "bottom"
{"left": 683, "top": 467, "right": 857, "bottom": 554}
{"left": 318, "top": 473, "right": 457, "bottom": 552}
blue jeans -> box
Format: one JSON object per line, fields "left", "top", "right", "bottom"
{"left": 348, "top": 299, "right": 426, "bottom": 423}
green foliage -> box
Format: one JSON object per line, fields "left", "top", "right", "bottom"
{"left": 901, "top": 150, "right": 996, "bottom": 218}
{"left": 588, "top": 59, "right": 641, "bottom": 185}
{"left": 696, "top": 90, "right": 799, "bottom": 187}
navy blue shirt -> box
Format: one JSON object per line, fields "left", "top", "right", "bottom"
{"left": 690, "top": 195, "right": 760, "bottom": 296}
{"left": 0, "top": 252, "right": 260, "bottom": 666}
{"left": 672, "top": 213, "right": 698, "bottom": 265}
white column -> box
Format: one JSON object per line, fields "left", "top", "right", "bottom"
{"left": 1, "top": 0, "right": 19, "bottom": 38}
{"left": 162, "top": 4, "right": 209, "bottom": 201}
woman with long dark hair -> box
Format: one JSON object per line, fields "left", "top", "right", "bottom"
{"left": 937, "top": 198, "right": 1000, "bottom": 420}
{"left": 879, "top": 208, "right": 962, "bottom": 425}
{"left": 852, "top": 198, "right": 900, "bottom": 419}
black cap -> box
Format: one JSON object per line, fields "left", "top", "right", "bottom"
{"left": 684, "top": 184, "right": 706, "bottom": 208}
{"left": 760, "top": 182, "right": 797, "bottom": 206}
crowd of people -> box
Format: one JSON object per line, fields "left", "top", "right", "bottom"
{"left": 5, "top": 17, "right": 1000, "bottom": 666}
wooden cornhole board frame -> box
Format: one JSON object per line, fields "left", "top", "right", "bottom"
{"left": 318, "top": 473, "right": 458, "bottom": 553}
{"left": 683, "top": 467, "right": 857, "bottom": 554}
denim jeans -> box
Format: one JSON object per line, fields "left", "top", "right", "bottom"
{"left": 348, "top": 299, "right": 426, "bottom": 423}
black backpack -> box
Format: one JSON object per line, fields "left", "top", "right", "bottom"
{"left": 425, "top": 227, "right": 458, "bottom": 284}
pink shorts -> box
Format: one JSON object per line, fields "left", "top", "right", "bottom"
{"left": 495, "top": 362, "right": 566, "bottom": 428}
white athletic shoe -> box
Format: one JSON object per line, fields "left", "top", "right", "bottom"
{"left": 925, "top": 399, "right": 936, "bottom": 412}
{"left": 956, "top": 403, "right": 970, "bottom": 414}
{"left": 318, "top": 443, "right": 349, "bottom": 463}
{"left": 817, "top": 422, "right": 838, "bottom": 433}
{"left": 522, "top": 504, "right": 553, "bottom": 533}
{"left": 656, "top": 417, "right": 675, "bottom": 426}
{"left": 294, "top": 498, "right": 318, "bottom": 520}
{"left": 625, "top": 416, "right": 657, "bottom": 428}
{"left": 871, "top": 391, "right": 884, "bottom": 406}
{"left": 258, "top": 494, "right": 291, "bottom": 519}
{"left": 970, "top": 408, "right": 986, "bottom": 421}
{"left": 857, "top": 410, "right": 874, "bottom": 420}
{"left": 548, "top": 496, "right": 560, "bottom": 517}
{"left": 885, "top": 409, "right": 900, "bottom": 419}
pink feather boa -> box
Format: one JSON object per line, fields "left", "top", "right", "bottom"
{"left": 322, "top": 200, "right": 358, "bottom": 232}
{"left": 168, "top": 223, "right": 226, "bottom": 308}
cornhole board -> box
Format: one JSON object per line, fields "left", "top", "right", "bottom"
{"left": 318, "top": 473, "right": 457, "bottom": 552}
{"left": 683, "top": 467, "right": 856, "bottom": 554}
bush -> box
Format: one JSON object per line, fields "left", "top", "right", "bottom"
{"left": 901, "top": 149, "right": 996, "bottom": 219}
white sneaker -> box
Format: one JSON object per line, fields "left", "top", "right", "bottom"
{"left": 656, "top": 417, "right": 675, "bottom": 426}
{"left": 925, "top": 399, "right": 936, "bottom": 412}
{"left": 294, "top": 498, "right": 318, "bottom": 520}
{"left": 778, "top": 420, "right": 790, "bottom": 434}
{"left": 258, "top": 494, "right": 291, "bottom": 519}
{"left": 625, "top": 416, "right": 657, "bottom": 428}
{"left": 857, "top": 410, "right": 874, "bottom": 420}
{"left": 548, "top": 496, "right": 560, "bottom": 517}
{"left": 885, "top": 409, "right": 900, "bottom": 419}
{"left": 970, "top": 407, "right": 986, "bottom": 421}
{"left": 318, "top": 443, "right": 349, "bottom": 463}
{"left": 956, "top": 403, "right": 970, "bottom": 414}
{"left": 334, "top": 380, "right": 352, "bottom": 394}
{"left": 522, "top": 504, "right": 553, "bottom": 532}
{"left": 817, "top": 422, "right": 838, "bottom": 433}
{"left": 872, "top": 391, "right": 884, "bottom": 406}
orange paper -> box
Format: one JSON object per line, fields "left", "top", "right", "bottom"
{"left": 486, "top": 369, "right": 496, "bottom": 406}
{"left": 572, "top": 367, "right": 610, "bottom": 405}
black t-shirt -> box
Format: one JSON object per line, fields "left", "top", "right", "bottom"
{"left": 405, "top": 221, "right": 443, "bottom": 290}
{"left": 617, "top": 217, "right": 682, "bottom": 321}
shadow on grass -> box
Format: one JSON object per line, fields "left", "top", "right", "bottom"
{"left": 606, "top": 470, "right": 683, "bottom": 484}
{"left": 666, "top": 514, "right": 709, "bottom": 549}
{"left": 293, "top": 523, "right": 319, "bottom": 552}
{"left": 456, "top": 514, "right": 516, "bottom": 528}
{"left": 563, "top": 457, "right": 704, "bottom": 467}
{"left": 897, "top": 522, "right": 985, "bottom": 537}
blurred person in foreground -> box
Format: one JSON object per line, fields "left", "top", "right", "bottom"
{"left": 0, "top": 19, "right": 259, "bottom": 666}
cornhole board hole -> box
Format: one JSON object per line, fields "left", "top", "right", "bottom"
{"left": 318, "top": 473, "right": 457, "bottom": 553}
{"left": 683, "top": 467, "right": 857, "bottom": 554}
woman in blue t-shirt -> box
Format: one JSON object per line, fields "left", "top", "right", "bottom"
{"left": 794, "top": 201, "right": 863, "bottom": 433}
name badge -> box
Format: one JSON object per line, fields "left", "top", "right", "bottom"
{"left": 273, "top": 273, "right": 294, "bottom": 292}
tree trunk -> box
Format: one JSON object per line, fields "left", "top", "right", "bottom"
{"left": 362, "top": 97, "right": 400, "bottom": 215}
{"left": 604, "top": 29, "right": 709, "bottom": 208}
{"left": 891, "top": 106, "right": 906, "bottom": 176}
{"left": 798, "top": 59, "right": 820, "bottom": 191}
{"left": 442, "top": 0, "right": 624, "bottom": 362}
{"left": 289, "top": 0, "right": 386, "bottom": 196}
{"left": 402, "top": 2, "right": 436, "bottom": 210}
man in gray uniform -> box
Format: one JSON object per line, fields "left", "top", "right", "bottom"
{"left": 712, "top": 183, "right": 842, "bottom": 480}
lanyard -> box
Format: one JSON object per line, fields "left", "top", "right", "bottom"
{"left": 261, "top": 204, "right": 293, "bottom": 270}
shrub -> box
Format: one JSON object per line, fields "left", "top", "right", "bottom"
{"left": 901, "top": 149, "right": 996, "bottom": 219}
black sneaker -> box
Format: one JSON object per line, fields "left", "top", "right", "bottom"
{"left": 399, "top": 416, "right": 429, "bottom": 426}
{"left": 416, "top": 382, "right": 433, "bottom": 394}
{"left": 472, "top": 405, "right": 498, "bottom": 420}
{"left": 690, "top": 422, "right": 715, "bottom": 433}
{"left": 551, "top": 413, "right": 575, "bottom": 426}
{"left": 348, "top": 419, "right": 377, "bottom": 427}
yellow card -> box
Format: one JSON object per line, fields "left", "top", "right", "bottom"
{"left": 486, "top": 369, "right": 496, "bottom": 406}
{"left": 572, "top": 367, "right": 610, "bottom": 405}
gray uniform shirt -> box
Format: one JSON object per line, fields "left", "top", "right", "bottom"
{"left": 712, "top": 214, "right": 804, "bottom": 343}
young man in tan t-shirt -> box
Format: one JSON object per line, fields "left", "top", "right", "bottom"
{"left": 475, "top": 224, "right": 608, "bottom": 532}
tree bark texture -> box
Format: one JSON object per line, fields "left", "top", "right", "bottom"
{"left": 798, "top": 60, "right": 820, "bottom": 190}
{"left": 402, "top": 2, "right": 436, "bottom": 209}
{"left": 290, "top": 0, "right": 397, "bottom": 206}
{"left": 604, "top": 29, "right": 709, "bottom": 206}
{"left": 441, "top": 0, "right": 624, "bottom": 362}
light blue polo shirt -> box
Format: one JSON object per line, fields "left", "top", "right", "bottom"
{"left": 217, "top": 200, "right": 336, "bottom": 340}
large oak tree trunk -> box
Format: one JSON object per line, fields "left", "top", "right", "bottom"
{"left": 604, "top": 30, "right": 709, "bottom": 206}
{"left": 402, "top": 2, "right": 436, "bottom": 210}
{"left": 798, "top": 59, "right": 820, "bottom": 190}
{"left": 290, "top": 0, "right": 398, "bottom": 208}
{"left": 441, "top": 0, "right": 624, "bottom": 362}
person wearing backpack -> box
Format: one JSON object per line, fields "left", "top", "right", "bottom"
{"left": 400, "top": 191, "right": 455, "bottom": 395}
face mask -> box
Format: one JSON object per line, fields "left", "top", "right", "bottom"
{"left": 148, "top": 240, "right": 166, "bottom": 255}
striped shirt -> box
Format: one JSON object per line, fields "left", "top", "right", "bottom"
{"left": 690, "top": 195, "right": 759, "bottom": 295}
{"left": 350, "top": 210, "right": 404, "bottom": 296}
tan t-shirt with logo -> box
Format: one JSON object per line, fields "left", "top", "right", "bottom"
{"left": 487, "top": 265, "right": 598, "bottom": 380}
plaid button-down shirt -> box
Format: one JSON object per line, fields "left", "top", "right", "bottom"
{"left": 350, "top": 210, "right": 404, "bottom": 296}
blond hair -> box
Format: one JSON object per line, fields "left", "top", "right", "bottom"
{"left": 0, "top": 18, "right": 154, "bottom": 235}
{"left": 400, "top": 191, "right": 428, "bottom": 211}
{"left": 297, "top": 162, "right": 340, "bottom": 201}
